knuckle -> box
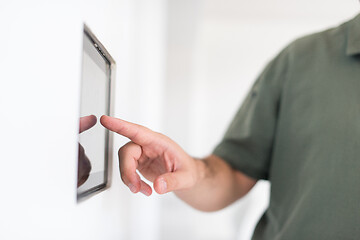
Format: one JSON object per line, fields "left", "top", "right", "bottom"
{"left": 118, "top": 141, "right": 132, "bottom": 157}
{"left": 155, "top": 132, "right": 166, "bottom": 139}
{"left": 157, "top": 133, "right": 174, "bottom": 145}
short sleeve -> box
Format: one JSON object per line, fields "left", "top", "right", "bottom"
{"left": 213, "top": 49, "right": 289, "bottom": 180}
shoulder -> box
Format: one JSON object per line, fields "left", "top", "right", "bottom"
{"left": 283, "top": 21, "right": 347, "bottom": 63}
{"left": 261, "top": 20, "right": 349, "bottom": 87}
{"left": 254, "top": 19, "right": 350, "bottom": 92}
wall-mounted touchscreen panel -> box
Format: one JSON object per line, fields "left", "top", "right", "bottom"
{"left": 77, "top": 25, "right": 115, "bottom": 201}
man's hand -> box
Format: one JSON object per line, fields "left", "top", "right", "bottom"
{"left": 100, "top": 115, "right": 200, "bottom": 196}
{"left": 77, "top": 115, "right": 97, "bottom": 187}
{"left": 100, "top": 115, "right": 256, "bottom": 211}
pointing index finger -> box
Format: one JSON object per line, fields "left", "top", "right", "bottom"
{"left": 100, "top": 115, "right": 153, "bottom": 145}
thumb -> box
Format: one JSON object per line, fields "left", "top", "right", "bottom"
{"left": 154, "top": 171, "right": 195, "bottom": 194}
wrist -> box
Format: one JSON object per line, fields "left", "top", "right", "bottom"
{"left": 194, "top": 158, "right": 207, "bottom": 186}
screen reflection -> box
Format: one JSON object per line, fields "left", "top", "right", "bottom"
{"left": 77, "top": 115, "right": 97, "bottom": 187}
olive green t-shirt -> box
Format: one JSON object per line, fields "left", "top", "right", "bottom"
{"left": 213, "top": 14, "right": 360, "bottom": 240}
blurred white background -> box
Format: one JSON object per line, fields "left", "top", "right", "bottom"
{"left": 0, "top": 0, "right": 358, "bottom": 239}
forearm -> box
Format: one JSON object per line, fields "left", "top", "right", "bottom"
{"left": 174, "top": 155, "right": 257, "bottom": 212}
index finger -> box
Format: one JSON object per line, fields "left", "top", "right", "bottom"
{"left": 100, "top": 115, "right": 153, "bottom": 145}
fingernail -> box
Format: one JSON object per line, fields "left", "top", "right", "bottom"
{"left": 140, "top": 189, "right": 150, "bottom": 196}
{"left": 128, "top": 183, "right": 137, "bottom": 193}
{"left": 159, "top": 179, "right": 167, "bottom": 193}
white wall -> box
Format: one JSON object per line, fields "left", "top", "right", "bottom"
{"left": 0, "top": 0, "right": 166, "bottom": 239}
{"left": 161, "top": 1, "right": 359, "bottom": 240}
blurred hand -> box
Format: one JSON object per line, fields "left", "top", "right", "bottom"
{"left": 77, "top": 115, "right": 97, "bottom": 187}
{"left": 100, "top": 115, "right": 199, "bottom": 196}
{"left": 79, "top": 114, "right": 97, "bottom": 133}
